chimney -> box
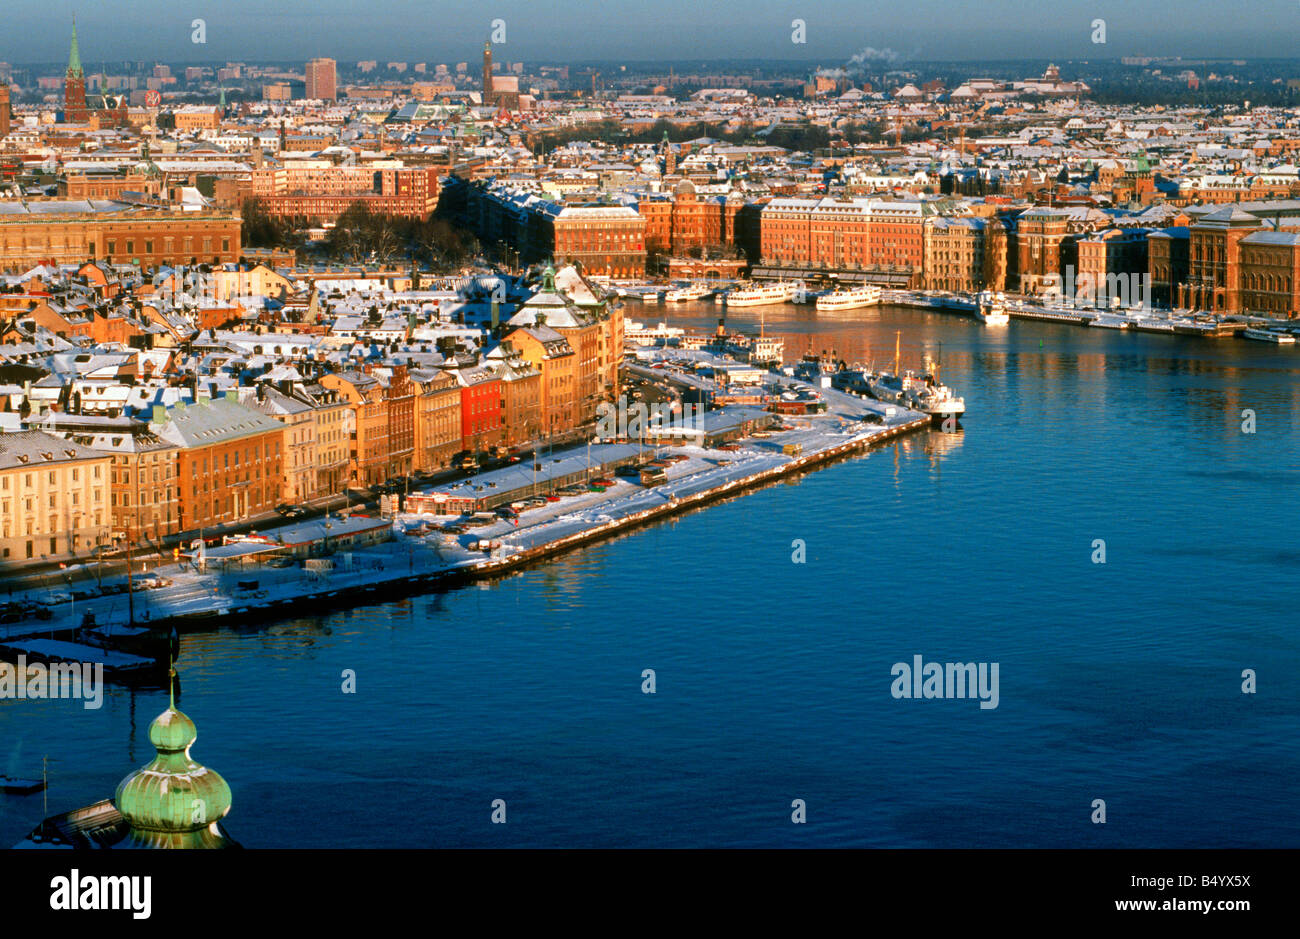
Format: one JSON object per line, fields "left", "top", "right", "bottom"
{"left": 151, "top": 403, "right": 166, "bottom": 424}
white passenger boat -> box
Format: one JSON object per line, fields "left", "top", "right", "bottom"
{"left": 664, "top": 284, "right": 713, "bottom": 303}
{"left": 1243, "top": 327, "right": 1296, "bottom": 344}
{"left": 815, "top": 285, "right": 882, "bottom": 312}
{"left": 624, "top": 320, "right": 685, "bottom": 344}
{"left": 724, "top": 282, "right": 798, "bottom": 308}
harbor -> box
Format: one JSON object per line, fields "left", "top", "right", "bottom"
{"left": 0, "top": 371, "right": 931, "bottom": 661}
{"left": 5, "top": 299, "right": 1295, "bottom": 850}
{"left": 617, "top": 277, "right": 1300, "bottom": 343}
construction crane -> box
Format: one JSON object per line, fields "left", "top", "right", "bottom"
{"left": 591, "top": 70, "right": 601, "bottom": 98}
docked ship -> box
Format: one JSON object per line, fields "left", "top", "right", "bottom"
{"left": 1242, "top": 327, "right": 1296, "bottom": 344}
{"left": 724, "top": 281, "right": 798, "bottom": 308}
{"left": 975, "top": 290, "right": 1010, "bottom": 325}
{"left": 793, "top": 353, "right": 840, "bottom": 387}
{"left": 815, "top": 285, "right": 882, "bottom": 312}
{"left": 866, "top": 333, "right": 966, "bottom": 423}
{"left": 721, "top": 332, "right": 785, "bottom": 367}
{"left": 664, "top": 284, "right": 714, "bottom": 303}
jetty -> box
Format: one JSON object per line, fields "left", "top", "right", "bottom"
{"left": 0, "top": 368, "right": 930, "bottom": 650}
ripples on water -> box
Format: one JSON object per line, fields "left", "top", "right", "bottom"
{"left": 2, "top": 304, "right": 1297, "bottom": 847}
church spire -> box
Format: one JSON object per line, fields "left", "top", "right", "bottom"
{"left": 67, "top": 16, "right": 83, "bottom": 79}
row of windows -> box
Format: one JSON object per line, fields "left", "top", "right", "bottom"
{"left": 1, "top": 467, "right": 102, "bottom": 489}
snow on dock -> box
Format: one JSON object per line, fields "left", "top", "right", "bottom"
{"left": 0, "top": 380, "right": 928, "bottom": 636}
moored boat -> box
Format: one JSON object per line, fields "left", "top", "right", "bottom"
{"left": 1243, "top": 327, "right": 1296, "bottom": 344}
{"left": 724, "top": 281, "right": 799, "bottom": 308}
{"left": 975, "top": 290, "right": 1010, "bottom": 325}
{"left": 815, "top": 285, "right": 882, "bottom": 312}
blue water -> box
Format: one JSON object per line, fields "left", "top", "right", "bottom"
{"left": 3, "top": 304, "right": 1298, "bottom": 847}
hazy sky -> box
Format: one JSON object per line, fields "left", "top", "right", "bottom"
{"left": 6, "top": 0, "right": 1300, "bottom": 65}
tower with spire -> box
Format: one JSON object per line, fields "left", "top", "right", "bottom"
{"left": 64, "top": 16, "right": 88, "bottom": 122}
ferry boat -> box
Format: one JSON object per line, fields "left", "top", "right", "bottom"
{"left": 624, "top": 320, "right": 685, "bottom": 344}
{"left": 664, "top": 284, "right": 713, "bottom": 303}
{"left": 975, "top": 290, "right": 1009, "bottom": 325}
{"left": 815, "top": 285, "right": 882, "bottom": 312}
{"left": 724, "top": 281, "right": 798, "bottom": 308}
{"left": 1243, "top": 327, "right": 1296, "bottom": 344}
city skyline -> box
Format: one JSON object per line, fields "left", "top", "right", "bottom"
{"left": 1, "top": 0, "right": 1298, "bottom": 65}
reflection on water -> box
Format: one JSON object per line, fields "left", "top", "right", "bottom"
{"left": 2, "top": 304, "right": 1298, "bottom": 848}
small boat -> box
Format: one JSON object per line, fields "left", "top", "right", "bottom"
{"left": 1243, "top": 327, "right": 1295, "bottom": 344}
{"left": 0, "top": 775, "right": 46, "bottom": 795}
{"left": 975, "top": 290, "right": 1010, "bottom": 325}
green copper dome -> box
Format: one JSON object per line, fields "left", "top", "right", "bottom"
{"left": 113, "top": 688, "right": 235, "bottom": 849}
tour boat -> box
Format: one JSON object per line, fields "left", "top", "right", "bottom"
{"left": 815, "top": 285, "right": 882, "bottom": 312}
{"left": 624, "top": 320, "right": 685, "bottom": 345}
{"left": 664, "top": 284, "right": 713, "bottom": 303}
{"left": 724, "top": 282, "right": 798, "bottom": 308}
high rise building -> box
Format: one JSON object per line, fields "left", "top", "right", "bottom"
{"left": 305, "top": 57, "right": 337, "bottom": 101}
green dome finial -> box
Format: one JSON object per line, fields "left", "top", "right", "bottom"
{"left": 67, "top": 16, "right": 83, "bottom": 79}
{"left": 113, "top": 675, "right": 235, "bottom": 849}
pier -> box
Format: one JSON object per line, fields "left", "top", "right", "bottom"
{"left": 0, "top": 388, "right": 931, "bottom": 650}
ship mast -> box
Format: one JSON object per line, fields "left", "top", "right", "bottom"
{"left": 894, "top": 330, "right": 900, "bottom": 377}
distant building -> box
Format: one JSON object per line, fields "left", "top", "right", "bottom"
{"left": 0, "top": 201, "right": 241, "bottom": 272}
{"left": 305, "top": 57, "right": 337, "bottom": 101}
{"left": 62, "top": 18, "right": 129, "bottom": 127}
